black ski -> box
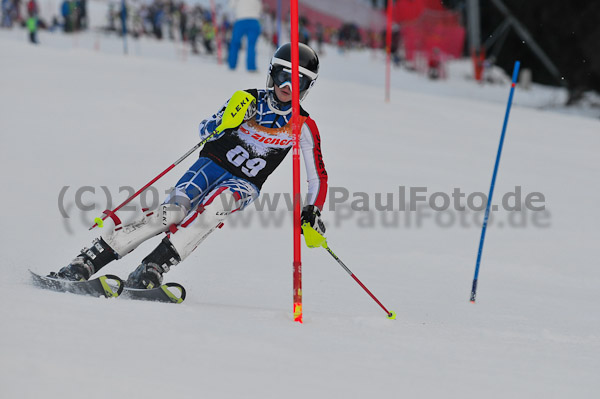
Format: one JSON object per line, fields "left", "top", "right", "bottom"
{"left": 120, "top": 282, "right": 186, "bottom": 304}
{"left": 29, "top": 270, "right": 123, "bottom": 298}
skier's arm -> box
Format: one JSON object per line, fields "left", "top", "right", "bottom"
{"left": 300, "top": 117, "right": 328, "bottom": 210}
{"left": 198, "top": 100, "right": 229, "bottom": 142}
{"left": 198, "top": 89, "right": 257, "bottom": 142}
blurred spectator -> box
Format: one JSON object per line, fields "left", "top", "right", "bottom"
{"left": 299, "top": 16, "right": 310, "bottom": 45}
{"left": 131, "top": 6, "right": 142, "bottom": 38}
{"left": 188, "top": 17, "right": 199, "bottom": 54}
{"left": 261, "top": 10, "right": 277, "bottom": 49}
{"left": 15, "top": 0, "right": 22, "bottom": 21}
{"left": 227, "top": 0, "right": 261, "bottom": 72}
{"left": 428, "top": 48, "right": 442, "bottom": 80}
{"left": 61, "top": 0, "right": 72, "bottom": 32}
{"left": 49, "top": 16, "right": 60, "bottom": 31}
{"left": 338, "top": 23, "right": 361, "bottom": 49}
{"left": 2, "top": 0, "right": 14, "bottom": 28}
{"left": 26, "top": 0, "right": 38, "bottom": 17}
{"left": 151, "top": 1, "right": 164, "bottom": 39}
{"left": 120, "top": 0, "right": 127, "bottom": 37}
{"left": 107, "top": 2, "right": 116, "bottom": 31}
{"left": 26, "top": 13, "right": 37, "bottom": 43}
{"left": 78, "top": 0, "right": 87, "bottom": 30}
{"left": 201, "top": 16, "right": 215, "bottom": 54}
{"left": 54, "top": 0, "right": 89, "bottom": 32}
{"left": 315, "top": 22, "right": 324, "bottom": 54}
{"left": 178, "top": 3, "right": 187, "bottom": 41}
{"left": 166, "top": 0, "right": 175, "bottom": 40}
{"left": 221, "top": 14, "right": 231, "bottom": 49}
{"left": 390, "top": 24, "right": 404, "bottom": 67}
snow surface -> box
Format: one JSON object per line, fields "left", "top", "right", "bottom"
{"left": 1, "top": 27, "right": 599, "bottom": 399}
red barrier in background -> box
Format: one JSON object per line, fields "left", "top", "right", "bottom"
{"left": 263, "top": 0, "right": 385, "bottom": 40}
{"left": 393, "top": 0, "right": 445, "bottom": 22}
{"left": 393, "top": 0, "right": 465, "bottom": 63}
{"left": 261, "top": 0, "right": 464, "bottom": 62}
{"left": 401, "top": 10, "right": 466, "bottom": 60}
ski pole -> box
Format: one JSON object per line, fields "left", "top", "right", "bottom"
{"left": 302, "top": 224, "right": 396, "bottom": 319}
{"left": 89, "top": 90, "right": 256, "bottom": 230}
{"left": 89, "top": 138, "right": 205, "bottom": 230}
{"left": 470, "top": 61, "right": 520, "bottom": 303}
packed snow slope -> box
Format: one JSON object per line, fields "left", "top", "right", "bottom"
{"left": 1, "top": 31, "right": 599, "bottom": 399}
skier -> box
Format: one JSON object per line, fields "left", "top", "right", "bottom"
{"left": 52, "top": 43, "right": 328, "bottom": 290}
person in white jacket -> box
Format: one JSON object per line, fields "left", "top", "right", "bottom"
{"left": 227, "top": 0, "right": 262, "bottom": 71}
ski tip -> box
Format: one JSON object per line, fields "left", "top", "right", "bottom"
{"left": 28, "top": 269, "right": 51, "bottom": 282}
{"left": 387, "top": 311, "right": 396, "bottom": 320}
{"left": 99, "top": 274, "right": 124, "bottom": 298}
{"left": 162, "top": 283, "right": 186, "bottom": 303}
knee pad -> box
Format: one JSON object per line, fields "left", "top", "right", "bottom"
{"left": 102, "top": 204, "right": 187, "bottom": 257}
{"left": 168, "top": 187, "right": 241, "bottom": 261}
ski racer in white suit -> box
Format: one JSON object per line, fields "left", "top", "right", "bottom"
{"left": 53, "top": 43, "right": 329, "bottom": 289}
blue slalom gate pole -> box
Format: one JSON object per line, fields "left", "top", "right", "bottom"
{"left": 470, "top": 60, "right": 520, "bottom": 303}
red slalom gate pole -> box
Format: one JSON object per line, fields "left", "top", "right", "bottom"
{"left": 290, "top": 0, "right": 303, "bottom": 323}
{"left": 385, "top": 0, "right": 393, "bottom": 102}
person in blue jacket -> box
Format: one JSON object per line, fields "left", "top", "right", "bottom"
{"left": 227, "top": 0, "right": 262, "bottom": 72}
{"left": 61, "top": 0, "right": 71, "bottom": 32}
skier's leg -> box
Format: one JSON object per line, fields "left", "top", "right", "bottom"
{"left": 166, "top": 157, "right": 231, "bottom": 210}
{"left": 169, "top": 177, "right": 258, "bottom": 260}
{"left": 126, "top": 178, "right": 258, "bottom": 288}
{"left": 56, "top": 203, "right": 188, "bottom": 281}
{"left": 125, "top": 236, "right": 181, "bottom": 289}
{"left": 56, "top": 157, "right": 226, "bottom": 281}
{"left": 56, "top": 237, "right": 119, "bottom": 281}
{"left": 101, "top": 203, "right": 188, "bottom": 257}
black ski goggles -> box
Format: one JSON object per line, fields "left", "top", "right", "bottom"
{"left": 271, "top": 65, "right": 314, "bottom": 91}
